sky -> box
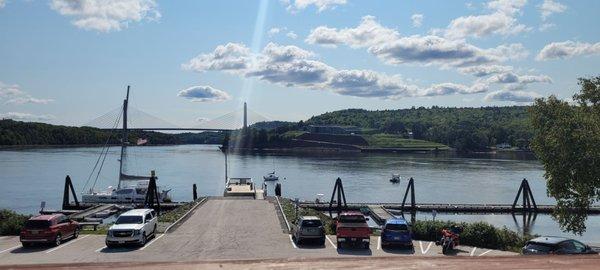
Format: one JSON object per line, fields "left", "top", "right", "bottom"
{"left": 1, "top": 0, "right": 600, "bottom": 128}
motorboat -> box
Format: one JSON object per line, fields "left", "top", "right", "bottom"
{"left": 263, "top": 171, "right": 279, "bottom": 181}
{"left": 389, "top": 174, "right": 401, "bottom": 183}
{"left": 224, "top": 177, "right": 257, "bottom": 197}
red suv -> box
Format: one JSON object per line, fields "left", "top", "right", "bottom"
{"left": 20, "top": 214, "right": 79, "bottom": 247}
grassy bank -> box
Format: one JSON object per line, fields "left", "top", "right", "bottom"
{"left": 364, "top": 134, "right": 449, "bottom": 149}
{"left": 0, "top": 209, "right": 30, "bottom": 235}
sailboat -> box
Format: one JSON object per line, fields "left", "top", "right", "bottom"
{"left": 81, "top": 86, "right": 171, "bottom": 204}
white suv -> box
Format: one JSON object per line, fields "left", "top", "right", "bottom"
{"left": 106, "top": 209, "right": 157, "bottom": 247}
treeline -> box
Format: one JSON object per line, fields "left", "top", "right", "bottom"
{"left": 0, "top": 119, "right": 224, "bottom": 146}
{"left": 305, "top": 106, "right": 533, "bottom": 151}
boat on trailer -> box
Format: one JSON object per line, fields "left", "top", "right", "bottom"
{"left": 81, "top": 86, "right": 171, "bottom": 204}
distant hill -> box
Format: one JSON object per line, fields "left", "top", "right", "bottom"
{"left": 0, "top": 119, "right": 223, "bottom": 146}
{"left": 304, "top": 106, "right": 533, "bottom": 151}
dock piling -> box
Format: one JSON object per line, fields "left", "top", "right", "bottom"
{"left": 62, "top": 175, "right": 80, "bottom": 210}
{"left": 401, "top": 177, "right": 416, "bottom": 211}
{"left": 328, "top": 177, "right": 348, "bottom": 218}
{"left": 193, "top": 184, "right": 197, "bottom": 201}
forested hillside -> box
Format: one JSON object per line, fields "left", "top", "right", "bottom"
{"left": 0, "top": 120, "right": 223, "bottom": 146}
{"left": 305, "top": 106, "right": 532, "bottom": 151}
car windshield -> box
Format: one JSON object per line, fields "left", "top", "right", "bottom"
{"left": 25, "top": 220, "right": 51, "bottom": 229}
{"left": 525, "top": 243, "right": 554, "bottom": 252}
{"left": 302, "top": 220, "right": 322, "bottom": 227}
{"left": 385, "top": 224, "right": 408, "bottom": 231}
{"left": 115, "top": 215, "right": 143, "bottom": 224}
{"left": 339, "top": 215, "right": 365, "bottom": 223}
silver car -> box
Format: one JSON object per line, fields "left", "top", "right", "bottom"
{"left": 291, "top": 216, "right": 325, "bottom": 246}
{"left": 106, "top": 209, "right": 158, "bottom": 247}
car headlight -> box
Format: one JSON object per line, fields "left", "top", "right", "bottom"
{"left": 107, "top": 230, "right": 113, "bottom": 237}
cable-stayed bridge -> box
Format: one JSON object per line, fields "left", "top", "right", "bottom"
{"left": 83, "top": 87, "right": 269, "bottom": 132}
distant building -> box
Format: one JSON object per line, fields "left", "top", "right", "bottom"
{"left": 308, "top": 125, "right": 361, "bottom": 135}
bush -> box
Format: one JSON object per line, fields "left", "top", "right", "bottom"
{"left": 0, "top": 209, "right": 30, "bottom": 235}
{"left": 412, "top": 220, "right": 533, "bottom": 252}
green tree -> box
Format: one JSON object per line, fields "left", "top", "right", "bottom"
{"left": 529, "top": 76, "right": 600, "bottom": 234}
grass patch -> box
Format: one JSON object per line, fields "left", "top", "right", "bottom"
{"left": 281, "top": 130, "right": 306, "bottom": 140}
{"left": 0, "top": 209, "right": 30, "bottom": 235}
{"left": 158, "top": 200, "right": 199, "bottom": 223}
{"left": 412, "top": 220, "right": 534, "bottom": 252}
{"left": 364, "top": 133, "right": 449, "bottom": 149}
{"left": 279, "top": 198, "right": 335, "bottom": 235}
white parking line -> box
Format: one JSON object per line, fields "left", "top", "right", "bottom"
{"left": 377, "top": 236, "right": 381, "bottom": 250}
{"left": 419, "top": 241, "right": 433, "bottom": 254}
{"left": 139, "top": 234, "right": 164, "bottom": 251}
{"left": 470, "top": 247, "right": 477, "bottom": 256}
{"left": 288, "top": 235, "right": 298, "bottom": 249}
{"left": 325, "top": 235, "right": 337, "bottom": 249}
{"left": 94, "top": 245, "right": 106, "bottom": 253}
{"left": 0, "top": 245, "right": 21, "bottom": 254}
{"left": 478, "top": 250, "right": 492, "bottom": 256}
{"left": 45, "top": 235, "right": 89, "bottom": 254}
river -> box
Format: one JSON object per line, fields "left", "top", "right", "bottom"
{"left": 1, "top": 144, "right": 598, "bottom": 244}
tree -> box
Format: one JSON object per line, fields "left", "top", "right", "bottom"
{"left": 529, "top": 76, "right": 600, "bottom": 234}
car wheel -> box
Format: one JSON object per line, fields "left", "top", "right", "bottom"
{"left": 153, "top": 224, "right": 157, "bottom": 235}
{"left": 140, "top": 233, "right": 147, "bottom": 246}
{"left": 364, "top": 242, "right": 370, "bottom": 250}
{"left": 73, "top": 228, "right": 80, "bottom": 239}
{"left": 54, "top": 234, "right": 62, "bottom": 246}
{"left": 296, "top": 238, "right": 302, "bottom": 245}
{"left": 320, "top": 237, "right": 326, "bottom": 246}
{"left": 337, "top": 240, "right": 342, "bottom": 249}
{"left": 21, "top": 242, "right": 32, "bottom": 248}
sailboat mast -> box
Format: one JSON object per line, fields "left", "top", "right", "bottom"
{"left": 118, "top": 86, "right": 130, "bottom": 189}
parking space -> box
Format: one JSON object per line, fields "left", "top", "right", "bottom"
{"left": 0, "top": 198, "right": 516, "bottom": 266}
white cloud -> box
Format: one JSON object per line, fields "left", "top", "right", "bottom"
{"left": 420, "top": 82, "right": 489, "bottom": 97}
{"left": 0, "top": 0, "right": 5, "bottom": 8}
{"left": 182, "top": 43, "right": 251, "bottom": 72}
{"left": 307, "top": 16, "right": 528, "bottom": 69}
{"left": 539, "top": 0, "right": 566, "bottom": 20}
{"left": 0, "top": 112, "right": 55, "bottom": 121}
{"left": 50, "top": 0, "right": 160, "bottom": 32}
{"left": 486, "top": 0, "right": 527, "bottom": 15}
{"left": 444, "top": 12, "right": 530, "bottom": 39}
{"left": 411, "top": 14, "right": 423, "bottom": 27}
{"left": 484, "top": 90, "right": 542, "bottom": 103}
{"left": 539, "top": 23, "right": 555, "bottom": 32}
{"left": 485, "top": 72, "right": 552, "bottom": 84}
{"left": 268, "top": 27, "right": 282, "bottom": 37}
{"left": 177, "top": 86, "right": 232, "bottom": 102}
{"left": 537, "top": 41, "right": 600, "bottom": 60}
{"left": 0, "top": 81, "right": 54, "bottom": 105}
{"left": 283, "top": 0, "right": 347, "bottom": 13}
{"left": 286, "top": 31, "right": 298, "bottom": 39}
{"left": 458, "top": 65, "right": 513, "bottom": 77}
{"left": 306, "top": 16, "right": 399, "bottom": 48}
{"left": 184, "top": 42, "right": 491, "bottom": 100}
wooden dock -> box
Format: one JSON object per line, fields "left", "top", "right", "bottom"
{"left": 300, "top": 202, "right": 600, "bottom": 214}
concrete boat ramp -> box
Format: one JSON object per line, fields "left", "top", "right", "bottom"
{"left": 1, "top": 196, "right": 516, "bottom": 267}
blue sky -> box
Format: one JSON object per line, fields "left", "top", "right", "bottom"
{"left": 1, "top": 0, "right": 599, "bottom": 127}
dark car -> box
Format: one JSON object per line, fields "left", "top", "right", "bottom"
{"left": 522, "top": 236, "right": 598, "bottom": 255}
{"left": 291, "top": 216, "right": 325, "bottom": 245}
{"left": 20, "top": 214, "right": 79, "bottom": 247}
{"left": 381, "top": 218, "right": 413, "bottom": 248}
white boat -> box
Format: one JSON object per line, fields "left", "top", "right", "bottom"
{"left": 81, "top": 87, "right": 171, "bottom": 204}
{"left": 263, "top": 171, "right": 279, "bottom": 181}
{"left": 389, "top": 174, "right": 401, "bottom": 183}
{"left": 224, "top": 177, "right": 257, "bottom": 197}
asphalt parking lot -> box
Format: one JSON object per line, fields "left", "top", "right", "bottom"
{"left": 0, "top": 198, "right": 515, "bottom": 266}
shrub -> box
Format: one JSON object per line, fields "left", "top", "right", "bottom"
{"left": 0, "top": 209, "right": 30, "bottom": 235}
{"left": 412, "top": 220, "right": 533, "bottom": 252}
